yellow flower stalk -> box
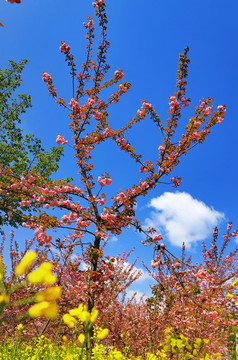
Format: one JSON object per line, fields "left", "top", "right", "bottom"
{"left": 62, "top": 335, "right": 68, "bottom": 348}
{"left": 28, "top": 301, "right": 50, "bottom": 317}
{"left": 69, "top": 304, "right": 84, "bottom": 318}
{"left": 28, "top": 300, "right": 58, "bottom": 319}
{"left": 15, "top": 250, "right": 37, "bottom": 276}
{"left": 0, "top": 258, "right": 4, "bottom": 280}
{"left": 28, "top": 262, "right": 56, "bottom": 285}
{"left": 36, "top": 286, "right": 62, "bottom": 302}
{"left": 90, "top": 307, "right": 98, "bottom": 323}
{"left": 79, "top": 310, "right": 91, "bottom": 322}
{"left": 97, "top": 328, "right": 109, "bottom": 340}
{"left": 41, "top": 301, "right": 58, "bottom": 319}
{"left": 63, "top": 313, "right": 78, "bottom": 328}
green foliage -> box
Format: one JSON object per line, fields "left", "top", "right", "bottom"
{"left": 0, "top": 59, "right": 63, "bottom": 228}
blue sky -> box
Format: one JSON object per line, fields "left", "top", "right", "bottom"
{"left": 1, "top": 0, "right": 238, "bottom": 298}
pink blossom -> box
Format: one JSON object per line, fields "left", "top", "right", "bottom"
{"left": 192, "top": 132, "right": 201, "bottom": 140}
{"left": 200, "top": 101, "right": 206, "bottom": 109}
{"left": 98, "top": 176, "right": 112, "bottom": 186}
{"left": 42, "top": 72, "right": 52, "bottom": 83}
{"left": 60, "top": 42, "right": 70, "bottom": 54}
{"left": 181, "top": 97, "right": 189, "bottom": 107}
{"left": 137, "top": 110, "right": 146, "bottom": 119}
{"left": 83, "top": 19, "right": 94, "bottom": 29}
{"left": 216, "top": 117, "right": 223, "bottom": 124}
{"left": 151, "top": 260, "right": 159, "bottom": 269}
{"left": 6, "top": 0, "right": 21, "bottom": 3}
{"left": 171, "top": 177, "right": 182, "bottom": 187}
{"left": 93, "top": 111, "right": 102, "bottom": 120}
{"left": 227, "top": 223, "right": 232, "bottom": 231}
{"left": 196, "top": 269, "right": 208, "bottom": 279}
{"left": 140, "top": 166, "right": 148, "bottom": 173}
{"left": 62, "top": 214, "right": 69, "bottom": 223}
{"left": 87, "top": 98, "right": 95, "bottom": 107}
{"left": 158, "top": 146, "right": 165, "bottom": 152}
{"left": 10, "top": 183, "right": 19, "bottom": 191}
{"left": 103, "top": 128, "right": 111, "bottom": 137}
{"left": 141, "top": 102, "right": 152, "bottom": 111}
{"left": 118, "top": 84, "right": 128, "bottom": 93}
{"left": 114, "top": 70, "right": 124, "bottom": 79}
{"left": 203, "top": 106, "right": 213, "bottom": 116}
{"left": 56, "top": 134, "right": 68, "bottom": 145}
{"left": 153, "top": 235, "right": 163, "bottom": 241}
{"left": 69, "top": 98, "right": 80, "bottom": 114}
{"left": 28, "top": 175, "right": 35, "bottom": 183}
{"left": 88, "top": 19, "right": 94, "bottom": 27}
{"left": 217, "top": 105, "right": 226, "bottom": 113}
{"left": 169, "top": 96, "right": 179, "bottom": 113}
{"left": 139, "top": 181, "right": 149, "bottom": 189}
{"left": 98, "top": 197, "right": 106, "bottom": 206}
{"left": 194, "top": 120, "right": 202, "bottom": 128}
{"left": 19, "top": 200, "right": 32, "bottom": 206}
{"left": 116, "top": 138, "right": 130, "bottom": 150}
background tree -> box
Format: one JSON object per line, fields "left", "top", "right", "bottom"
{"left": 0, "top": 59, "right": 63, "bottom": 229}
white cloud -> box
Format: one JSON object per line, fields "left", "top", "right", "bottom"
{"left": 81, "top": 261, "right": 90, "bottom": 271}
{"left": 133, "top": 266, "right": 151, "bottom": 283}
{"left": 145, "top": 192, "right": 224, "bottom": 248}
{"left": 109, "top": 235, "right": 118, "bottom": 243}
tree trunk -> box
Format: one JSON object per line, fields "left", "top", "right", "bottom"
{"left": 85, "top": 234, "right": 101, "bottom": 360}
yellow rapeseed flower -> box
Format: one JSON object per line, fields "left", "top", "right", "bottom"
{"left": 97, "top": 328, "right": 109, "bottom": 340}
{"left": 16, "top": 324, "right": 24, "bottom": 331}
{"left": 63, "top": 313, "right": 78, "bottom": 328}
{"left": 227, "top": 293, "right": 233, "bottom": 298}
{"left": 36, "top": 286, "right": 62, "bottom": 302}
{"left": 232, "top": 279, "right": 238, "bottom": 287}
{"left": 28, "top": 262, "right": 56, "bottom": 285}
{"left": 78, "top": 333, "right": 85, "bottom": 344}
{"left": 15, "top": 250, "right": 37, "bottom": 276}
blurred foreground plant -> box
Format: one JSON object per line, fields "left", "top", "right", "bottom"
{"left": 0, "top": 249, "right": 61, "bottom": 321}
